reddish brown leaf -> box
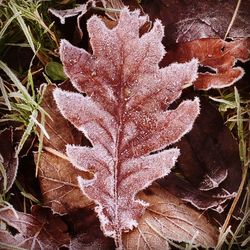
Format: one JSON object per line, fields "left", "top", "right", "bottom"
{"left": 162, "top": 38, "right": 250, "bottom": 90}
{"left": 67, "top": 207, "right": 115, "bottom": 250}
{"left": 141, "top": 0, "right": 250, "bottom": 46}
{"left": 0, "top": 127, "right": 18, "bottom": 194}
{"left": 123, "top": 185, "right": 218, "bottom": 249}
{"left": 0, "top": 205, "right": 70, "bottom": 249}
{"left": 159, "top": 96, "right": 242, "bottom": 212}
{"left": 54, "top": 8, "right": 199, "bottom": 248}
{"left": 35, "top": 84, "right": 92, "bottom": 215}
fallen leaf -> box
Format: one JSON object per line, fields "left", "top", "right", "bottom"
{"left": 162, "top": 38, "right": 250, "bottom": 90}
{"left": 49, "top": 0, "right": 93, "bottom": 40}
{"left": 66, "top": 207, "right": 115, "bottom": 250}
{"left": 159, "top": 96, "right": 242, "bottom": 212}
{"left": 0, "top": 205, "right": 70, "bottom": 249}
{"left": 123, "top": 185, "right": 218, "bottom": 249}
{"left": 0, "top": 127, "right": 18, "bottom": 194}
{"left": 35, "top": 84, "right": 92, "bottom": 215}
{"left": 141, "top": 0, "right": 250, "bottom": 47}
{"left": 54, "top": 8, "right": 199, "bottom": 248}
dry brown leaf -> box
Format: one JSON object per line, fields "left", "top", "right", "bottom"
{"left": 162, "top": 38, "right": 250, "bottom": 90}
{"left": 141, "top": 0, "right": 250, "bottom": 47}
{"left": 0, "top": 127, "right": 18, "bottom": 194}
{"left": 159, "top": 95, "right": 242, "bottom": 212}
{"left": 123, "top": 185, "right": 218, "bottom": 249}
{"left": 0, "top": 205, "right": 70, "bottom": 249}
{"left": 35, "top": 84, "right": 92, "bottom": 214}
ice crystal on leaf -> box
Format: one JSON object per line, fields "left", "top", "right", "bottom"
{"left": 54, "top": 8, "right": 199, "bottom": 249}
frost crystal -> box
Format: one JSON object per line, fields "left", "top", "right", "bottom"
{"left": 54, "top": 8, "right": 199, "bottom": 249}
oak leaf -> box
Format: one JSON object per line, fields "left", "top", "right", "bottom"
{"left": 123, "top": 185, "right": 218, "bottom": 249}
{"left": 0, "top": 127, "right": 18, "bottom": 194}
{"left": 0, "top": 205, "right": 70, "bottom": 249}
{"left": 35, "top": 84, "right": 92, "bottom": 215}
{"left": 54, "top": 9, "right": 199, "bottom": 248}
{"left": 162, "top": 38, "right": 250, "bottom": 90}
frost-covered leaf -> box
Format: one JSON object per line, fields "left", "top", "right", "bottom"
{"left": 159, "top": 96, "right": 242, "bottom": 212}
{"left": 0, "top": 205, "right": 70, "bottom": 249}
{"left": 49, "top": 0, "right": 93, "bottom": 39}
{"left": 49, "top": 5, "right": 87, "bottom": 25}
{"left": 35, "top": 84, "right": 92, "bottom": 215}
{"left": 141, "top": 0, "right": 250, "bottom": 46}
{"left": 123, "top": 185, "right": 218, "bottom": 249}
{"left": 163, "top": 38, "right": 250, "bottom": 90}
{"left": 54, "top": 9, "right": 199, "bottom": 248}
{"left": 0, "top": 127, "right": 18, "bottom": 194}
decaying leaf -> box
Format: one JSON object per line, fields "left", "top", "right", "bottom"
{"left": 54, "top": 8, "right": 199, "bottom": 248}
{"left": 159, "top": 96, "right": 242, "bottom": 212}
{"left": 0, "top": 205, "right": 70, "bottom": 249}
{"left": 35, "top": 84, "right": 92, "bottom": 215}
{"left": 0, "top": 127, "right": 18, "bottom": 194}
{"left": 67, "top": 207, "right": 115, "bottom": 250}
{"left": 123, "top": 185, "right": 218, "bottom": 249}
{"left": 162, "top": 38, "right": 250, "bottom": 90}
{"left": 141, "top": 0, "right": 250, "bottom": 46}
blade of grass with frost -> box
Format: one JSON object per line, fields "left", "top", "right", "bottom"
{"left": 9, "top": 3, "right": 36, "bottom": 54}
{"left": 15, "top": 180, "right": 40, "bottom": 204}
{"left": 0, "top": 12, "right": 19, "bottom": 39}
{"left": 228, "top": 210, "right": 250, "bottom": 248}
{"left": 235, "top": 87, "right": 246, "bottom": 161}
{"left": 15, "top": 110, "right": 37, "bottom": 156}
{"left": 0, "top": 158, "right": 7, "bottom": 192}
{"left": 35, "top": 109, "right": 46, "bottom": 177}
{"left": 0, "top": 77, "right": 11, "bottom": 110}
{"left": 0, "top": 61, "right": 37, "bottom": 106}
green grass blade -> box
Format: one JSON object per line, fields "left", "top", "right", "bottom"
{"left": 0, "top": 77, "right": 11, "bottom": 110}
{"left": 9, "top": 3, "right": 36, "bottom": 54}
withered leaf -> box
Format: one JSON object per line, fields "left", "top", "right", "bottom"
{"left": 0, "top": 205, "right": 70, "bottom": 249}
{"left": 162, "top": 38, "right": 250, "bottom": 90}
{"left": 35, "top": 84, "right": 92, "bottom": 215}
{"left": 67, "top": 208, "right": 115, "bottom": 250}
{"left": 123, "top": 185, "right": 218, "bottom": 249}
{"left": 159, "top": 96, "right": 242, "bottom": 212}
{"left": 141, "top": 0, "right": 250, "bottom": 47}
{"left": 0, "top": 127, "right": 18, "bottom": 194}
{"left": 54, "top": 8, "right": 199, "bottom": 247}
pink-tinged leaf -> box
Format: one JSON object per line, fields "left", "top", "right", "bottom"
{"left": 54, "top": 9, "right": 199, "bottom": 248}
{"left": 123, "top": 185, "right": 218, "bottom": 249}
{"left": 0, "top": 127, "right": 18, "bottom": 194}
{"left": 162, "top": 38, "right": 250, "bottom": 90}
{"left": 0, "top": 205, "right": 70, "bottom": 250}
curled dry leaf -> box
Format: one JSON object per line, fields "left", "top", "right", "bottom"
{"left": 0, "top": 205, "right": 70, "bottom": 249}
{"left": 0, "top": 127, "right": 18, "bottom": 194}
{"left": 141, "top": 0, "right": 250, "bottom": 46}
{"left": 162, "top": 38, "right": 250, "bottom": 90}
{"left": 35, "top": 84, "right": 92, "bottom": 215}
{"left": 123, "top": 185, "right": 218, "bottom": 249}
{"left": 159, "top": 96, "right": 242, "bottom": 212}
{"left": 54, "top": 8, "right": 199, "bottom": 248}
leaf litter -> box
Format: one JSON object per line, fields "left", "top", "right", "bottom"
{"left": 0, "top": 1, "right": 249, "bottom": 250}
